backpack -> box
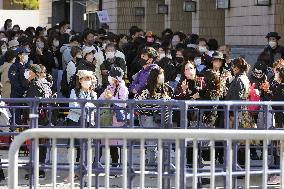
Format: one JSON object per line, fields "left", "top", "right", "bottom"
{"left": 60, "top": 69, "right": 70, "bottom": 97}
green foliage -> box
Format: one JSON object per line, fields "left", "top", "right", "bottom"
{"left": 13, "top": 0, "right": 39, "bottom": 10}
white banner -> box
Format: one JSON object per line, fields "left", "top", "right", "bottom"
{"left": 97, "top": 10, "right": 110, "bottom": 23}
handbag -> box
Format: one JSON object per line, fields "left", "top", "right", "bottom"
{"left": 100, "top": 106, "right": 113, "bottom": 126}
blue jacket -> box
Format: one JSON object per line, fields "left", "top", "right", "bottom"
{"left": 8, "top": 61, "right": 28, "bottom": 98}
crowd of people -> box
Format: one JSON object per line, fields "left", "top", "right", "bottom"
{"left": 0, "top": 18, "right": 284, "bottom": 184}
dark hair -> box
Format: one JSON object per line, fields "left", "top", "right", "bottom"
{"left": 59, "top": 21, "right": 70, "bottom": 29}
{"left": 4, "top": 49, "right": 16, "bottom": 63}
{"left": 97, "top": 28, "right": 106, "bottom": 36}
{"left": 4, "top": 19, "right": 12, "bottom": 31}
{"left": 180, "top": 61, "right": 196, "bottom": 81}
{"left": 161, "top": 28, "right": 173, "bottom": 38}
{"left": 0, "top": 41, "right": 7, "bottom": 55}
{"left": 197, "top": 38, "right": 207, "bottom": 45}
{"left": 232, "top": 57, "right": 249, "bottom": 73}
{"left": 257, "top": 51, "right": 270, "bottom": 65}
{"left": 70, "top": 46, "right": 82, "bottom": 58}
{"left": 12, "top": 25, "right": 20, "bottom": 30}
{"left": 129, "top": 26, "right": 139, "bottom": 36}
{"left": 207, "top": 38, "right": 219, "bottom": 51}
{"left": 187, "top": 33, "right": 199, "bottom": 45}
{"left": 82, "top": 29, "right": 94, "bottom": 41}
{"left": 105, "top": 42, "right": 116, "bottom": 50}
{"left": 34, "top": 36, "right": 48, "bottom": 51}
{"left": 146, "top": 67, "right": 168, "bottom": 97}
{"left": 183, "top": 47, "right": 200, "bottom": 61}
{"left": 173, "top": 32, "right": 186, "bottom": 42}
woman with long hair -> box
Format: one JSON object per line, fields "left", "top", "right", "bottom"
{"left": 135, "top": 66, "right": 173, "bottom": 165}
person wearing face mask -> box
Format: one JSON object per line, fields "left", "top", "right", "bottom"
{"left": 145, "top": 31, "right": 156, "bottom": 47}
{"left": 0, "top": 19, "right": 12, "bottom": 32}
{"left": 0, "top": 50, "right": 16, "bottom": 98}
{"left": 8, "top": 47, "right": 30, "bottom": 98}
{"left": 100, "top": 43, "right": 126, "bottom": 89}
{"left": 157, "top": 47, "right": 176, "bottom": 88}
{"left": 8, "top": 48, "right": 31, "bottom": 126}
{"left": 60, "top": 35, "right": 81, "bottom": 70}
{"left": 98, "top": 67, "right": 128, "bottom": 170}
{"left": 63, "top": 70, "right": 97, "bottom": 182}
{"left": 263, "top": 32, "right": 284, "bottom": 69}
{"left": 60, "top": 46, "right": 82, "bottom": 98}
{"left": 129, "top": 47, "right": 159, "bottom": 96}
{"left": 135, "top": 66, "right": 173, "bottom": 165}
{"left": 197, "top": 38, "right": 212, "bottom": 68}
{"left": 0, "top": 41, "right": 8, "bottom": 66}
{"left": 20, "top": 64, "right": 51, "bottom": 180}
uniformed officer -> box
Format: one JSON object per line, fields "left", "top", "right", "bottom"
{"left": 8, "top": 47, "right": 30, "bottom": 98}
{"left": 8, "top": 47, "right": 30, "bottom": 125}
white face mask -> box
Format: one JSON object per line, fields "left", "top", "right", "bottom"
{"left": 76, "top": 54, "right": 82, "bottom": 59}
{"left": 23, "top": 55, "right": 29, "bottom": 63}
{"left": 36, "top": 42, "right": 44, "bottom": 49}
{"left": 194, "top": 57, "right": 202, "bottom": 66}
{"left": 24, "top": 70, "right": 30, "bottom": 79}
{"left": 105, "top": 52, "right": 115, "bottom": 59}
{"left": 44, "top": 31, "right": 47, "bottom": 36}
{"left": 53, "top": 40, "right": 60, "bottom": 47}
{"left": 159, "top": 53, "right": 165, "bottom": 59}
{"left": 166, "top": 54, "right": 172, "bottom": 59}
{"left": 1, "top": 48, "right": 7, "bottom": 54}
{"left": 102, "top": 43, "right": 107, "bottom": 50}
{"left": 269, "top": 41, "right": 277, "bottom": 48}
{"left": 198, "top": 46, "right": 207, "bottom": 53}
{"left": 108, "top": 76, "right": 115, "bottom": 85}
{"left": 157, "top": 74, "right": 165, "bottom": 84}
{"left": 81, "top": 80, "right": 92, "bottom": 89}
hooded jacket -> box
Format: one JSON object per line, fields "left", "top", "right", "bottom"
{"left": 129, "top": 64, "right": 157, "bottom": 94}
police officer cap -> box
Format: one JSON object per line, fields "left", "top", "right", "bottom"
{"left": 266, "top": 32, "right": 281, "bottom": 40}
{"left": 15, "top": 47, "right": 30, "bottom": 54}
{"left": 29, "top": 64, "right": 42, "bottom": 74}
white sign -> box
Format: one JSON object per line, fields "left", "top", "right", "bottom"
{"left": 97, "top": 10, "right": 110, "bottom": 23}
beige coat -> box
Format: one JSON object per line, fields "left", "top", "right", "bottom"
{"left": 0, "top": 62, "right": 12, "bottom": 98}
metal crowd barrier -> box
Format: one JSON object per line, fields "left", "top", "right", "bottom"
{"left": 8, "top": 128, "right": 284, "bottom": 189}
{"left": 1, "top": 99, "right": 284, "bottom": 188}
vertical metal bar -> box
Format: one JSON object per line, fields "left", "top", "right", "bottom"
{"left": 87, "top": 138, "right": 92, "bottom": 189}
{"left": 262, "top": 139, "right": 268, "bottom": 189}
{"left": 226, "top": 140, "right": 232, "bottom": 188}
{"left": 105, "top": 139, "right": 110, "bottom": 189}
{"left": 69, "top": 139, "right": 75, "bottom": 189}
{"left": 122, "top": 139, "right": 128, "bottom": 189}
{"left": 52, "top": 139, "right": 57, "bottom": 189}
{"left": 158, "top": 139, "right": 163, "bottom": 189}
{"left": 192, "top": 140, "right": 198, "bottom": 189}
{"left": 210, "top": 140, "right": 215, "bottom": 189}
{"left": 34, "top": 138, "right": 39, "bottom": 189}
{"left": 280, "top": 140, "right": 284, "bottom": 189}
{"left": 245, "top": 140, "right": 250, "bottom": 189}
{"left": 175, "top": 139, "right": 180, "bottom": 189}
{"left": 179, "top": 102, "right": 188, "bottom": 189}
{"left": 140, "top": 138, "right": 145, "bottom": 189}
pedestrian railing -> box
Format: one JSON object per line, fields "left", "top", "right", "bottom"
{"left": 2, "top": 99, "right": 284, "bottom": 188}
{"left": 8, "top": 128, "right": 284, "bottom": 189}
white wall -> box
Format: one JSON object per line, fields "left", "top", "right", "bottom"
{"left": 0, "top": 10, "right": 39, "bottom": 30}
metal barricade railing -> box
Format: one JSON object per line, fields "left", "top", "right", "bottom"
{"left": 8, "top": 128, "right": 284, "bottom": 189}
{"left": 1, "top": 99, "right": 284, "bottom": 188}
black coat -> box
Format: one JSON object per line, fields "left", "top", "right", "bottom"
{"left": 272, "top": 82, "right": 284, "bottom": 125}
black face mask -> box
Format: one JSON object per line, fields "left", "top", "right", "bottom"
{"left": 139, "top": 58, "right": 148, "bottom": 66}
{"left": 76, "top": 57, "right": 82, "bottom": 62}
{"left": 175, "top": 57, "right": 184, "bottom": 64}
